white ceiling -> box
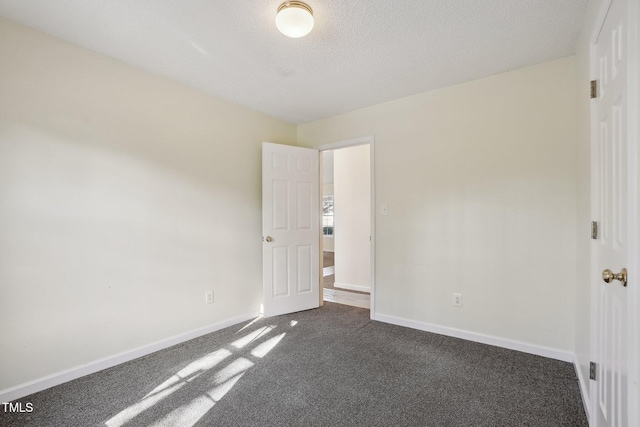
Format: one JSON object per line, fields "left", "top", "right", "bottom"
{"left": 0, "top": 0, "right": 588, "bottom": 124}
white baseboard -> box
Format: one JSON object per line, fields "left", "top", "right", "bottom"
{"left": 0, "top": 311, "right": 259, "bottom": 403}
{"left": 334, "top": 282, "right": 371, "bottom": 293}
{"left": 574, "top": 357, "right": 591, "bottom": 422}
{"left": 374, "top": 312, "right": 573, "bottom": 362}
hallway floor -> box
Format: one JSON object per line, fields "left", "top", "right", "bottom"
{"left": 323, "top": 251, "right": 370, "bottom": 309}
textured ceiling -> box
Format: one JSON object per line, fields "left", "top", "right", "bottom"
{"left": 0, "top": 0, "right": 588, "bottom": 124}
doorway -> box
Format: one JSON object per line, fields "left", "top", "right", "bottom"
{"left": 319, "top": 137, "right": 374, "bottom": 312}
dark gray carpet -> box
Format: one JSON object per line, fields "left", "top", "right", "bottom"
{"left": 1, "top": 303, "right": 587, "bottom": 427}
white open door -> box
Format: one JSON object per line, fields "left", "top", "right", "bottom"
{"left": 591, "top": 0, "right": 631, "bottom": 425}
{"left": 262, "top": 142, "right": 320, "bottom": 317}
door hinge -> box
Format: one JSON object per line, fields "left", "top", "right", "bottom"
{"left": 590, "top": 362, "right": 596, "bottom": 380}
{"left": 591, "top": 221, "right": 598, "bottom": 239}
{"left": 590, "top": 80, "right": 597, "bottom": 99}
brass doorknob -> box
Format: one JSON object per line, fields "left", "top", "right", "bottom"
{"left": 602, "top": 268, "right": 627, "bottom": 287}
{"left": 265, "top": 236, "right": 273, "bottom": 242}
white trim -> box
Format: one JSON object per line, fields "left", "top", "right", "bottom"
{"left": 375, "top": 312, "right": 573, "bottom": 362}
{"left": 588, "top": 3, "right": 614, "bottom": 425}
{"left": 588, "top": 31, "right": 601, "bottom": 427}
{"left": 0, "top": 311, "right": 259, "bottom": 403}
{"left": 334, "top": 281, "right": 371, "bottom": 293}
{"left": 316, "top": 135, "right": 373, "bottom": 152}
{"left": 626, "top": 1, "right": 640, "bottom": 425}
{"left": 369, "top": 139, "right": 376, "bottom": 317}
{"left": 316, "top": 135, "right": 376, "bottom": 320}
{"left": 574, "top": 358, "right": 591, "bottom": 421}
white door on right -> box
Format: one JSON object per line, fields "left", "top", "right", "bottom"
{"left": 592, "top": 0, "right": 629, "bottom": 426}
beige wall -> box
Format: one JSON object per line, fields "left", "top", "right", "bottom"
{"left": 299, "top": 57, "right": 579, "bottom": 352}
{"left": 333, "top": 145, "right": 371, "bottom": 291}
{"left": 0, "top": 17, "right": 296, "bottom": 390}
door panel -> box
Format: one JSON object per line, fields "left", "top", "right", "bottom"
{"left": 262, "top": 142, "right": 319, "bottom": 317}
{"left": 297, "top": 245, "right": 312, "bottom": 293}
{"left": 272, "top": 246, "right": 289, "bottom": 298}
{"left": 593, "top": 0, "right": 629, "bottom": 426}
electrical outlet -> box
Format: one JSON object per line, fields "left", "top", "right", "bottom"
{"left": 205, "top": 291, "right": 214, "bottom": 304}
{"left": 453, "top": 293, "right": 462, "bottom": 307}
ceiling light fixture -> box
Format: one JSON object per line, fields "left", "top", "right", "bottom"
{"left": 276, "top": 1, "right": 314, "bottom": 38}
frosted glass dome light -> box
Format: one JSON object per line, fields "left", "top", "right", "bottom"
{"left": 276, "top": 1, "right": 314, "bottom": 38}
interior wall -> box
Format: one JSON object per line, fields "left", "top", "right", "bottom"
{"left": 0, "top": 17, "right": 296, "bottom": 391}
{"left": 333, "top": 145, "right": 371, "bottom": 291}
{"left": 298, "top": 57, "right": 579, "bottom": 353}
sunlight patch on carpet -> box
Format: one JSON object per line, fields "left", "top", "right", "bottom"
{"left": 104, "top": 317, "right": 289, "bottom": 427}
{"left": 231, "top": 326, "right": 275, "bottom": 349}
{"left": 251, "top": 333, "right": 286, "bottom": 358}
{"left": 105, "top": 382, "right": 186, "bottom": 427}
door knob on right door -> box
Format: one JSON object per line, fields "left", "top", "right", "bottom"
{"left": 602, "top": 268, "right": 627, "bottom": 287}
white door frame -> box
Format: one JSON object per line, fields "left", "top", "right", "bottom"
{"left": 316, "top": 136, "right": 376, "bottom": 319}
{"left": 588, "top": 0, "right": 639, "bottom": 425}
{"left": 628, "top": 0, "right": 639, "bottom": 424}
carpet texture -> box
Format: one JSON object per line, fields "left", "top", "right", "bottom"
{"left": 2, "top": 303, "right": 587, "bottom": 427}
